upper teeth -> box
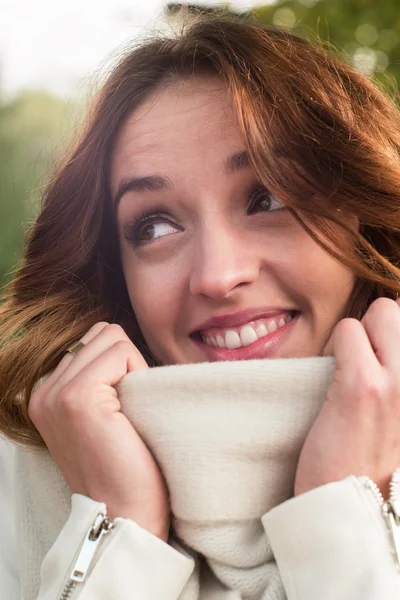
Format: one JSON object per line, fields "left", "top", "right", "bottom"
{"left": 201, "top": 314, "right": 293, "bottom": 350}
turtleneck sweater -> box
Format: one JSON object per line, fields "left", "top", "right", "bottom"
{"left": 1, "top": 357, "right": 399, "bottom": 599}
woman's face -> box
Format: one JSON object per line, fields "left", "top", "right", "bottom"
{"left": 111, "top": 78, "right": 354, "bottom": 365}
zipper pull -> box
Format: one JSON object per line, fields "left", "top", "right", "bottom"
{"left": 70, "top": 513, "right": 115, "bottom": 584}
{"left": 382, "top": 469, "right": 400, "bottom": 570}
{"left": 389, "top": 469, "right": 400, "bottom": 518}
{"left": 382, "top": 502, "right": 400, "bottom": 568}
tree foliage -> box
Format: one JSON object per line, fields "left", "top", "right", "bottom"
{"left": 252, "top": 0, "right": 400, "bottom": 91}
{"left": 0, "top": 91, "right": 76, "bottom": 285}
{"left": 167, "top": 0, "right": 400, "bottom": 89}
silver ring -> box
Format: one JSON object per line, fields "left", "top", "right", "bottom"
{"left": 66, "top": 341, "right": 85, "bottom": 357}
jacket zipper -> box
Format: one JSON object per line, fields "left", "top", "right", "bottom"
{"left": 59, "top": 512, "right": 115, "bottom": 599}
{"left": 362, "top": 469, "right": 400, "bottom": 570}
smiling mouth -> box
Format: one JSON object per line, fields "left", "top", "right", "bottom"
{"left": 192, "top": 310, "right": 299, "bottom": 350}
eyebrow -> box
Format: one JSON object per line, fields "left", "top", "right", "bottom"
{"left": 225, "top": 150, "right": 250, "bottom": 175}
{"left": 114, "top": 175, "right": 173, "bottom": 211}
{"left": 113, "top": 150, "right": 250, "bottom": 212}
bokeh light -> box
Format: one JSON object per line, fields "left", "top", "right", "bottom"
{"left": 352, "top": 47, "right": 377, "bottom": 76}
{"left": 355, "top": 24, "right": 378, "bottom": 47}
{"left": 379, "top": 29, "right": 399, "bottom": 51}
{"left": 375, "top": 49, "right": 389, "bottom": 71}
{"left": 272, "top": 7, "right": 296, "bottom": 30}
{"left": 298, "top": 0, "right": 320, "bottom": 6}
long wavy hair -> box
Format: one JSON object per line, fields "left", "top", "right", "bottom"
{"left": 1, "top": 15, "right": 400, "bottom": 446}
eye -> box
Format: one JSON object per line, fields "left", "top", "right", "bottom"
{"left": 247, "top": 186, "right": 284, "bottom": 214}
{"left": 139, "top": 219, "right": 178, "bottom": 242}
{"left": 124, "top": 214, "right": 181, "bottom": 246}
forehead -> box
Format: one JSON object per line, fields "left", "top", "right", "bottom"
{"left": 110, "top": 77, "right": 243, "bottom": 185}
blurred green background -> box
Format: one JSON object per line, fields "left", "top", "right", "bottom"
{"left": 1, "top": 0, "right": 399, "bottom": 286}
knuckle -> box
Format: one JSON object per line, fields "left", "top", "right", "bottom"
{"left": 28, "top": 384, "right": 52, "bottom": 425}
{"left": 106, "top": 323, "right": 126, "bottom": 339}
{"left": 92, "top": 321, "right": 110, "bottom": 330}
{"left": 57, "top": 383, "right": 84, "bottom": 415}
{"left": 372, "top": 296, "right": 394, "bottom": 309}
{"left": 334, "top": 317, "right": 360, "bottom": 338}
{"left": 86, "top": 321, "right": 110, "bottom": 337}
{"left": 367, "top": 297, "right": 396, "bottom": 318}
{"left": 28, "top": 391, "right": 41, "bottom": 421}
{"left": 80, "top": 321, "right": 110, "bottom": 345}
{"left": 352, "top": 372, "right": 383, "bottom": 402}
{"left": 360, "top": 378, "right": 383, "bottom": 401}
{"left": 113, "top": 339, "right": 133, "bottom": 353}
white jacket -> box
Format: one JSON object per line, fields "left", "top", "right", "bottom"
{"left": 1, "top": 357, "right": 400, "bottom": 599}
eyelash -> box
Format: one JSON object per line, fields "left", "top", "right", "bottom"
{"left": 246, "top": 186, "right": 282, "bottom": 214}
{"left": 123, "top": 186, "right": 282, "bottom": 247}
{"left": 123, "top": 208, "right": 180, "bottom": 247}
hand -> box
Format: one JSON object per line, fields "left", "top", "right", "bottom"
{"left": 29, "top": 322, "right": 170, "bottom": 542}
{"left": 295, "top": 297, "right": 400, "bottom": 499}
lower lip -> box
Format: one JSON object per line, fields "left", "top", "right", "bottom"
{"left": 192, "top": 313, "right": 300, "bottom": 362}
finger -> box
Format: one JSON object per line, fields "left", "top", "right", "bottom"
{"left": 51, "top": 324, "right": 147, "bottom": 395}
{"left": 361, "top": 297, "right": 400, "bottom": 368}
{"left": 330, "top": 318, "right": 380, "bottom": 377}
{"left": 35, "top": 322, "right": 110, "bottom": 394}
{"left": 55, "top": 340, "right": 147, "bottom": 410}
{"left": 322, "top": 330, "right": 334, "bottom": 357}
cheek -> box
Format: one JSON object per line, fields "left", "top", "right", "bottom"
{"left": 122, "top": 256, "right": 186, "bottom": 346}
{"left": 267, "top": 222, "right": 354, "bottom": 315}
{"left": 297, "top": 240, "right": 354, "bottom": 318}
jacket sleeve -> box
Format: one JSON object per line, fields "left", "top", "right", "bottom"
{"left": 38, "top": 494, "right": 195, "bottom": 600}
{"left": 262, "top": 476, "right": 400, "bottom": 600}
{"left": 0, "top": 433, "right": 195, "bottom": 600}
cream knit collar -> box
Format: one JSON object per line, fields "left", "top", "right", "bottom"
{"left": 15, "top": 356, "right": 335, "bottom": 599}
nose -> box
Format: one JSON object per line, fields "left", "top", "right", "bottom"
{"left": 189, "top": 222, "right": 260, "bottom": 299}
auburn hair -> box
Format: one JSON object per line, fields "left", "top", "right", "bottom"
{"left": 1, "top": 15, "right": 399, "bottom": 446}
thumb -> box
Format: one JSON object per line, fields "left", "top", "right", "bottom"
{"left": 322, "top": 329, "right": 335, "bottom": 357}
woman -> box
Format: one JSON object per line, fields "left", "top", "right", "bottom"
{"left": 1, "top": 14, "right": 400, "bottom": 599}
